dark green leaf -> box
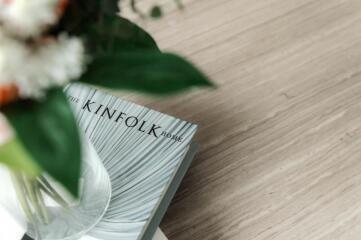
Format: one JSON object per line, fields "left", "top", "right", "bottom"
{"left": 54, "top": 0, "right": 120, "bottom": 36}
{"left": 100, "top": 0, "right": 120, "bottom": 16}
{"left": 150, "top": 6, "right": 163, "bottom": 18}
{"left": 2, "top": 89, "right": 82, "bottom": 197}
{"left": 54, "top": 1, "right": 159, "bottom": 54}
{"left": 51, "top": 0, "right": 93, "bottom": 36}
{"left": 84, "top": 16, "right": 160, "bottom": 54}
{"left": 79, "top": 51, "right": 213, "bottom": 94}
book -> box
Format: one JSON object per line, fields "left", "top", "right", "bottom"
{"left": 66, "top": 83, "right": 198, "bottom": 240}
{"left": 24, "top": 83, "right": 197, "bottom": 240}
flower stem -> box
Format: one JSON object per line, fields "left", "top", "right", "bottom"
{"left": 22, "top": 175, "right": 49, "bottom": 225}
{"left": 38, "top": 176, "right": 69, "bottom": 209}
{"left": 10, "top": 171, "right": 41, "bottom": 239}
{"left": 33, "top": 180, "right": 49, "bottom": 224}
{"left": 10, "top": 172, "right": 32, "bottom": 220}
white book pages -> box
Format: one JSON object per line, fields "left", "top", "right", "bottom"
{"left": 152, "top": 229, "right": 168, "bottom": 240}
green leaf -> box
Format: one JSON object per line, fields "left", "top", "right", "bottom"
{"left": 100, "top": 0, "right": 120, "bottom": 16}
{"left": 84, "top": 16, "right": 160, "bottom": 54}
{"left": 79, "top": 51, "right": 213, "bottom": 94}
{"left": 56, "top": 1, "right": 158, "bottom": 54}
{"left": 150, "top": 6, "right": 163, "bottom": 18}
{"left": 0, "top": 138, "right": 41, "bottom": 177}
{"left": 56, "top": 0, "right": 158, "bottom": 50}
{"left": 2, "top": 88, "right": 82, "bottom": 197}
{"left": 54, "top": 0, "right": 120, "bottom": 36}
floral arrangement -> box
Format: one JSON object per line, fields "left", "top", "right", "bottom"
{"left": 0, "top": 0, "right": 211, "bottom": 199}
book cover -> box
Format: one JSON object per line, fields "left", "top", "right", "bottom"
{"left": 64, "top": 83, "right": 198, "bottom": 240}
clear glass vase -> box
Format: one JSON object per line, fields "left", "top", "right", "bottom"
{"left": 0, "top": 135, "right": 112, "bottom": 240}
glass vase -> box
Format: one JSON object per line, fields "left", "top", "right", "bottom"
{"left": 0, "top": 135, "right": 112, "bottom": 240}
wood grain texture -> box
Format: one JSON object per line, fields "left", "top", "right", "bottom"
{"left": 118, "top": 0, "right": 361, "bottom": 239}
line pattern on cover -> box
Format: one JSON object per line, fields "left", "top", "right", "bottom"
{"left": 65, "top": 84, "right": 197, "bottom": 240}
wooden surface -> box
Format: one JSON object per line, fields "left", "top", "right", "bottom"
{"left": 120, "top": 0, "right": 361, "bottom": 239}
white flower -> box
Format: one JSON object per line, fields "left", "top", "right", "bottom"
{"left": 0, "top": 33, "right": 86, "bottom": 98}
{"left": 0, "top": 32, "right": 27, "bottom": 86}
{"left": 0, "top": 0, "right": 59, "bottom": 38}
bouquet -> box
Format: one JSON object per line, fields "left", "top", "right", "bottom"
{"left": 0, "top": 0, "right": 212, "bottom": 237}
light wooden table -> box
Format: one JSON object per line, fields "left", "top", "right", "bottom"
{"left": 121, "top": 0, "right": 361, "bottom": 239}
